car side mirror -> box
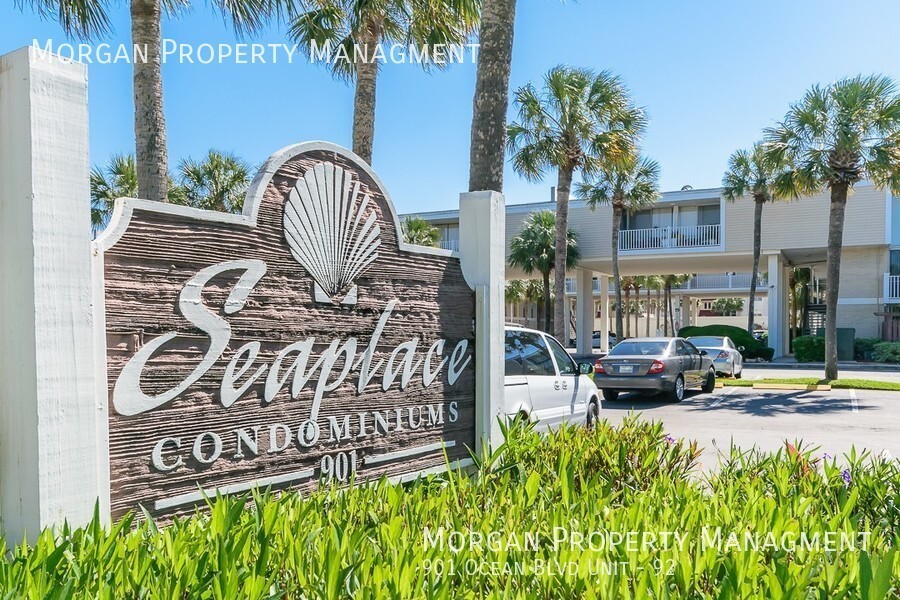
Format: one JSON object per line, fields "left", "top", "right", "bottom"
{"left": 699, "top": 350, "right": 708, "bottom": 356}
{"left": 738, "top": 346, "right": 745, "bottom": 352}
{"left": 579, "top": 362, "right": 594, "bottom": 375}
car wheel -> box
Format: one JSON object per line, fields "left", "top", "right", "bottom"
{"left": 734, "top": 368, "right": 742, "bottom": 379}
{"left": 586, "top": 398, "right": 600, "bottom": 428}
{"left": 669, "top": 375, "right": 685, "bottom": 403}
{"left": 602, "top": 389, "right": 619, "bottom": 402}
{"left": 701, "top": 368, "right": 716, "bottom": 393}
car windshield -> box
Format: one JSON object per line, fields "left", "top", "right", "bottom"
{"left": 688, "top": 337, "right": 724, "bottom": 347}
{"left": 607, "top": 341, "right": 668, "bottom": 356}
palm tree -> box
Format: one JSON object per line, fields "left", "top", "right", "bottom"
{"left": 620, "top": 276, "right": 634, "bottom": 338}
{"left": 507, "top": 210, "right": 580, "bottom": 334}
{"left": 722, "top": 142, "right": 787, "bottom": 335}
{"left": 663, "top": 274, "right": 690, "bottom": 335}
{"left": 632, "top": 276, "right": 644, "bottom": 336}
{"left": 175, "top": 150, "right": 252, "bottom": 213}
{"left": 577, "top": 155, "right": 660, "bottom": 343}
{"left": 90, "top": 154, "right": 138, "bottom": 236}
{"left": 644, "top": 274, "right": 664, "bottom": 336}
{"left": 17, "top": 0, "right": 110, "bottom": 38}
{"left": 468, "top": 0, "right": 516, "bottom": 193}
{"left": 508, "top": 66, "right": 645, "bottom": 341}
{"left": 131, "top": 0, "right": 285, "bottom": 202}
{"left": 524, "top": 279, "right": 544, "bottom": 330}
{"left": 402, "top": 216, "right": 441, "bottom": 247}
{"left": 505, "top": 279, "right": 526, "bottom": 310}
{"left": 289, "top": 0, "right": 479, "bottom": 165}
{"left": 764, "top": 75, "right": 900, "bottom": 378}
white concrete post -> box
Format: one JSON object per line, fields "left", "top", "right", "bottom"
{"left": 599, "top": 276, "right": 610, "bottom": 353}
{"left": 0, "top": 47, "right": 104, "bottom": 546}
{"left": 459, "top": 191, "right": 505, "bottom": 455}
{"left": 575, "top": 269, "right": 594, "bottom": 354}
{"left": 767, "top": 253, "right": 784, "bottom": 358}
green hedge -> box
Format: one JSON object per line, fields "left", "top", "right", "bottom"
{"left": 1, "top": 418, "right": 897, "bottom": 598}
{"left": 679, "top": 324, "right": 773, "bottom": 361}
{"left": 854, "top": 337, "right": 882, "bottom": 360}
{"left": 792, "top": 335, "right": 826, "bottom": 362}
{"left": 873, "top": 341, "right": 900, "bottom": 363}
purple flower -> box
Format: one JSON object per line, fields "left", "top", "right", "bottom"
{"left": 841, "top": 469, "right": 852, "bottom": 486}
{"left": 823, "top": 453, "right": 831, "bottom": 460}
{"left": 665, "top": 435, "right": 676, "bottom": 445}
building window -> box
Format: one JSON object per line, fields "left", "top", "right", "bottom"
{"left": 891, "top": 249, "right": 900, "bottom": 276}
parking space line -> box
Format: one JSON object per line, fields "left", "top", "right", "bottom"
{"left": 849, "top": 389, "right": 858, "bottom": 413}
{"left": 708, "top": 386, "right": 739, "bottom": 408}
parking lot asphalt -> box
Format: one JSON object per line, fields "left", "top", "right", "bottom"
{"left": 534, "top": 386, "right": 900, "bottom": 468}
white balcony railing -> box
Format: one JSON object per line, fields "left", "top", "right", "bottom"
{"left": 564, "top": 272, "right": 765, "bottom": 295}
{"left": 619, "top": 224, "right": 721, "bottom": 251}
{"left": 676, "top": 273, "right": 767, "bottom": 290}
{"left": 885, "top": 273, "right": 900, "bottom": 303}
{"left": 439, "top": 239, "right": 459, "bottom": 252}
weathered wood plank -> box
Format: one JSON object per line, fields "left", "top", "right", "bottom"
{"left": 102, "top": 146, "right": 476, "bottom": 520}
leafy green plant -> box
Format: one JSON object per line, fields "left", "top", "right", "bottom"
{"left": 873, "top": 342, "right": 900, "bottom": 364}
{"left": 854, "top": 337, "right": 882, "bottom": 361}
{"left": 793, "top": 335, "right": 826, "bottom": 362}
{"left": 1, "top": 417, "right": 897, "bottom": 598}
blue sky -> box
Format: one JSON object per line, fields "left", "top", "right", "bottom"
{"left": 3, "top": 0, "right": 899, "bottom": 213}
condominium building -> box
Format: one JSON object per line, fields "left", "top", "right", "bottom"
{"left": 408, "top": 182, "right": 898, "bottom": 358}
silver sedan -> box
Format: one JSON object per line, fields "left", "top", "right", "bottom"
{"left": 686, "top": 335, "right": 744, "bottom": 378}
{"left": 593, "top": 337, "right": 716, "bottom": 403}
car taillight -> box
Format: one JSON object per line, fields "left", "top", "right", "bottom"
{"left": 716, "top": 351, "right": 729, "bottom": 359}
{"left": 594, "top": 359, "right": 606, "bottom": 374}
{"left": 648, "top": 360, "right": 665, "bottom": 374}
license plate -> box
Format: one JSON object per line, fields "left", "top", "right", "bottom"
{"left": 619, "top": 365, "right": 634, "bottom": 374}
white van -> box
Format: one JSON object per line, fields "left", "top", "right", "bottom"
{"left": 504, "top": 324, "right": 601, "bottom": 426}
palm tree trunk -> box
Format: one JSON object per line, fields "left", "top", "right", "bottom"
{"left": 656, "top": 288, "right": 661, "bottom": 335}
{"left": 352, "top": 27, "right": 379, "bottom": 164}
{"left": 824, "top": 184, "right": 848, "bottom": 380}
{"left": 646, "top": 287, "right": 651, "bottom": 336}
{"left": 611, "top": 203, "right": 624, "bottom": 341}
{"left": 667, "top": 285, "right": 675, "bottom": 335}
{"left": 624, "top": 288, "right": 631, "bottom": 338}
{"left": 542, "top": 270, "right": 552, "bottom": 334}
{"left": 468, "top": 0, "right": 517, "bottom": 192}
{"left": 748, "top": 196, "right": 764, "bottom": 334}
{"left": 633, "top": 285, "right": 641, "bottom": 336}
{"left": 552, "top": 165, "right": 574, "bottom": 341}
{"left": 131, "top": 0, "right": 168, "bottom": 202}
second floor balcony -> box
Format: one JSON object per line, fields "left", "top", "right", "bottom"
{"left": 619, "top": 224, "right": 721, "bottom": 252}
{"left": 885, "top": 273, "right": 900, "bottom": 304}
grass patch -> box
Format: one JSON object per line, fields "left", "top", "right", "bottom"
{"left": 1, "top": 417, "right": 898, "bottom": 597}
{"left": 720, "top": 377, "right": 900, "bottom": 391}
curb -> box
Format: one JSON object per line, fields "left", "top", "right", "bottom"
{"left": 745, "top": 362, "right": 900, "bottom": 373}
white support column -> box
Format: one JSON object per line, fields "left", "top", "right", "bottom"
{"left": 459, "top": 191, "right": 505, "bottom": 455}
{"left": 767, "top": 253, "right": 784, "bottom": 358}
{"left": 599, "top": 276, "right": 610, "bottom": 353}
{"left": 0, "top": 47, "right": 103, "bottom": 546}
{"left": 575, "top": 268, "right": 594, "bottom": 354}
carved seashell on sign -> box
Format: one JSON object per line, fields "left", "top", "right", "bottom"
{"left": 283, "top": 161, "right": 381, "bottom": 305}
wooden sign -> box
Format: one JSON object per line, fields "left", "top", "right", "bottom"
{"left": 95, "top": 142, "right": 476, "bottom": 519}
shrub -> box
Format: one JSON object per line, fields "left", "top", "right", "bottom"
{"left": 753, "top": 346, "right": 775, "bottom": 361}
{"left": 793, "top": 335, "right": 826, "bottom": 362}
{"left": 1, "top": 418, "right": 897, "bottom": 598}
{"left": 679, "top": 324, "right": 761, "bottom": 359}
{"left": 854, "top": 337, "right": 882, "bottom": 360}
{"left": 873, "top": 341, "right": 900, "bottom": 363}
